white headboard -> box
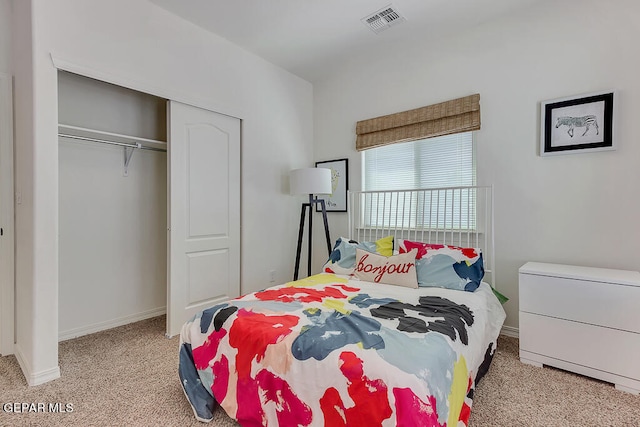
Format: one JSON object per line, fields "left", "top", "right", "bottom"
{"left": 348, "top": 186, "right": 494, "bottom": 286}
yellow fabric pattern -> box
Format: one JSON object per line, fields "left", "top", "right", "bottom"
{"left": 285, "top": 273, "right": 348, "bottom": 287}
{"left": 375, "top": 235, "right": 394, "bottom": 257}
{"left": 322, "top": 299, "right": 350, "bottom": 315}
{"left": 447, "top": 355, "right": 468, "bottom": 427}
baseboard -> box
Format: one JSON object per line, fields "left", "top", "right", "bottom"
{"left": 14, "top": 343, "right": 61, "bottom": 386}
{"left": 58, "top": 307, "right": 166, "bottom": 342}
{"left": 500, "top": 325, "right": 519, "bottom": 338}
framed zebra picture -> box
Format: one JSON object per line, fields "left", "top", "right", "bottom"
{"left": 540, "top": 90, "right": 615, "bottom": 156}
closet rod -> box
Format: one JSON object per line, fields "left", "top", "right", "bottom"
{"left": 58, "top": 133, "right": 167, "bottom": 152}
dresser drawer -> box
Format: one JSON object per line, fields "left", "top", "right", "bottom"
{"left": 520, "top": 312, "right": 640, "bottom": 381}
{"left": 519, "top": 272, "right": 640, "bottom": 334}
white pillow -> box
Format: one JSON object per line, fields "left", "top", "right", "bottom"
{"left": 353, "top": 248, "right": 418, "bottom": 289}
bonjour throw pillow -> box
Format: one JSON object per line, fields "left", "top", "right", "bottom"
{"left": 398, "top": 239, "right": 484, "bottom": 292}
{"left": 323, "top": 235, "right": 394, "bottom": 275}
{"left": 353, "top": 248, "right": 418, "bottom": 289}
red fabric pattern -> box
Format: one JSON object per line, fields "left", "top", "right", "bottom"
{"left": 320, "top": 351, "right": 392, "bottom": 426}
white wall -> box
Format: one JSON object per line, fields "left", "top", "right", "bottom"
{"left": 0, "top": 0, "right": 10, "bottom": 73}
{"left": 58, "top": 71, "right": 167, "bottom": 141}
{"left": 13, "top": 0, "right": 56, "bottom": 385}
{"left": 58, "top": 140, "right": 167, "bottom": 338}
{"left": 0, "top": 0, "right": 13, "bottom": 356}
{"left": 12, "top": 0, "right": 313, "bottom": 384}
{"left": 313, "top": 0, "right": 640, "bottom": 331}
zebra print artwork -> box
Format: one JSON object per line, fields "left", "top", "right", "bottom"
{"left": 555, "top": 115, "right": 599, "bottom": 138}
{"left": 541, "top": 91, "right": 614, "bottom": 155}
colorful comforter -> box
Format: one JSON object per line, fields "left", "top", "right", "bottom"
{"left": 179, "top": 273, "right": 506, "bottom": 426}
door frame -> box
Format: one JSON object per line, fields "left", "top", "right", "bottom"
{"left": 0, "top": 72, "right": 15, "bottom": 355}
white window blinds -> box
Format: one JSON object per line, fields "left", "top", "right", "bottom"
{"left": 363, "top": 131, "right": 475, "bottom": 191}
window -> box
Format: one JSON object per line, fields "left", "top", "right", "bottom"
{"left": 362, "top": 132, "right": 476, "bottom": 229}
{"left": 363, "top": 132, "right": 475, "bottom": 191}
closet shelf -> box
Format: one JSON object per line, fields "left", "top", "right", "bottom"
{"left": 58, "top": 124, "right": 167, "bottom": 152}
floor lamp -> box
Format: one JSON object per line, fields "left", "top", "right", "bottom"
{"left": 290, "top": 168, "right": 333, "bottom": 281}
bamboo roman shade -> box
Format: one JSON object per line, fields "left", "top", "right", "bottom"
{"left": 355, "top": 94, "right": 481, "bottom": 151}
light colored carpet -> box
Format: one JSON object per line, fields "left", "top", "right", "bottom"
{"left": 0, "top": 316, "right": 237, "bottom": 427}
{"left": 0, "top": 316, "right": 638, "bottom": 426}
{"left": 471, "top": 336, "right": 640, "bottom": 426}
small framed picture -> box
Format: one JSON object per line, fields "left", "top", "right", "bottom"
{"left": 540, "top": 90, "right": 615, "bottom": 156}
{"left": 315, "top": 158, "right": 348, "bottom": 212}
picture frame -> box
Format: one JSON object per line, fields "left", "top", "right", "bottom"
{"left": 540, "top": 90, "right": 615, "bottom": 156}
{"left": 315, "top": 158, "right": 348, "bottom": 212}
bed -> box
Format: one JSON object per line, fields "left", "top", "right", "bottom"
{"left": 179, "top": 186, "right": 506, "bottom": 426}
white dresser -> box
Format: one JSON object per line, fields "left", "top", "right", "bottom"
{"left": 518, "top": 262, "right": 640, "bottom": 394}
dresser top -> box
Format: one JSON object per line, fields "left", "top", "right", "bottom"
{"left": 519, "top": 262, "right": 640, "bottom": 287}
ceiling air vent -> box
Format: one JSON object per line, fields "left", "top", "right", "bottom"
{"left": 361, "top": 4, "right": 406, "bottom": 34}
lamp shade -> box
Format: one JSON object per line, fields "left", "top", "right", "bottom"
{"left": 290, "top": 167, "right": 332, "bottom": 195}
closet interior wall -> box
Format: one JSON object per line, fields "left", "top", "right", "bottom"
{"left": 57, "top": 71, "right": 167, "bottom": 340}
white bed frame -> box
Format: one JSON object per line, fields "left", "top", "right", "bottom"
{"left": 348, "top": 186, "right": 494, "bottom": 287}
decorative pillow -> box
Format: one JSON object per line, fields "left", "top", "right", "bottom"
{"left": 397, "top": 239, "right": 484, "bottom": 292}
{"left": 354, "top": 248, "right": 418, "bottom": 288}
{"left": 323, "top": 236, "right": 394, "bottom": 275}
{"left": 372, "top": 235, "right": 394, "bottom": 257}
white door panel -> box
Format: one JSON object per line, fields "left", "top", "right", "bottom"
{"left": 167, "top": 101, "right": 240, "bottom": 337}
{"left": 187, "top": 128, "right": 229, "bottom": 237}
{"left": 187, "top": 249, "right": 229, "bottom": 305}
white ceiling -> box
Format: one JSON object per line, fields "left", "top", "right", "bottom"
{"left": 149, "top": 0, "right": 544, "bottom": 83}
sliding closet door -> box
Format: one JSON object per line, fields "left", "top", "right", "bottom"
{"left": 166, "top": 101, "right": 240, "bottom": 337}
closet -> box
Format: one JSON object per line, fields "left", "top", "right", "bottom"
{"left": 57, "top": 71, "right": 241, "bottom": 340}
{"left": 58, "top": 71, "right": 168, "bottom": 339}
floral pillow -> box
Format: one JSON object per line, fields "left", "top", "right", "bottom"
{"left": 323, "top": 235, "right": 394, "bottom": 275}
{"left": 353, "top": 248, "right": 418, "bottom": 288}
{"left": 397, "top": 239, "right": 484, "bottom": 292}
